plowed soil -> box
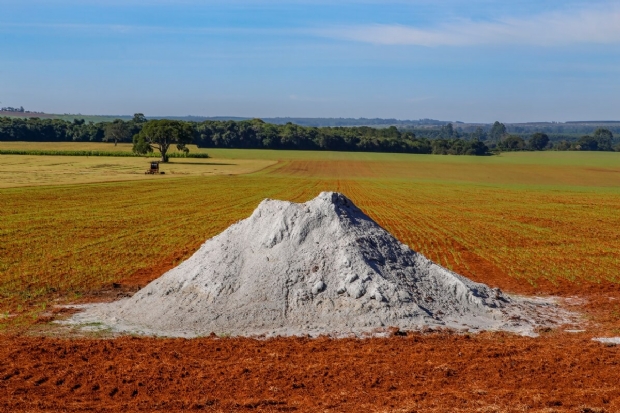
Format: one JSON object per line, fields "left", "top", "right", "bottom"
{"left": 3, "top": 151, "right": 620, "bottom": 412}
{"left": 1, "top": 333, "right": 619, "bottom": 413}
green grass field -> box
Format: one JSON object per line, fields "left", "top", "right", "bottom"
{"left": 4, "top": 141, "right": 620, "bottom": 165}
{"left": 1, "top": 142, "right": 619, "bottom": 330}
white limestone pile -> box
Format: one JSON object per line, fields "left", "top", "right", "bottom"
{"left": 69, "top": 192, "right": 564, "bottom": 337}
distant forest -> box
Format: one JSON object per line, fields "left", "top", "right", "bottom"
{"left": 0, "top": 114, "right": 618, "bottom": 155}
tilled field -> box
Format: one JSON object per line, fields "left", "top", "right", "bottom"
{"left": 3, "top": 169, "right": 620, "bottom": 329}
{"left": 2, "top": 151, "right": 620, "bottom": 412}
{"left": 1, "top": 333, "right": 619, "bottom": 412}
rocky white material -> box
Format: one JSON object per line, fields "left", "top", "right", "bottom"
{"left": 69, "top": 192, "right": 565, "bottom": 337}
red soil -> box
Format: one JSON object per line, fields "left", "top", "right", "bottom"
{"left": 1, "top": 333, "right": 619, "bottom": 413}
{"left": 6, "top": 237, "right": 620, "bottom": 412}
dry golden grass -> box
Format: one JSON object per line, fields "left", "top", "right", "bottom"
{"left": 0, "top": 141, "right": 167, "bottom": 153}
{"left": 0, "top": 141, "right": 211, "bottom": 156}
{"left": 0, "top": 155, "right": 275, "bottom": 188}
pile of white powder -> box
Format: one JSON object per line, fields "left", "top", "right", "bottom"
{"left": 69, "top": 192, "right": 566, "bottom": 337}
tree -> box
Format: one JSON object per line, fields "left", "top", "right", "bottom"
{"left": 471, "top": 126, "right": 486, "bottom": 141}
{"left": 529, "top": 132, "right": 549, "bottom": 151}
{"left": 132, "top": 119, "right": 194, "bottom": 162}
{"left": 440, "top": 123, "right": 457, "bottom": 138}
{"left": 466, "top": 140, "right": 489, "bottom": 155}
{"left": 431, "top": 139, "right": 451, "bottom": 155}
{"left": 489, "top": 121, "right": 507, "bottom": 143}
{"left": 104, "top": 119, "right": 131, "bottom": 146}
{"left": 499, "top": 135, "right": 525, "bottom": 151}
{"left": 132, "top": 113, "right": 147, "bottom": 124}
{"left": 127, "top": 113, "right": 148, "bottom": 137}
{"left": 593, "top": 128, "right": 614, "bottom": 151}
{"left": 574, "top": 135, "right": 599, "bottom": 151}
{"left": 593, "top": 128, "right": 613, "bottom": 140}
{"left": 279, "top": 122, "right": 305, "bottom": 148}
{"left": 384, "top": 125, "right": 401, "bottom": 139}
{"left": 552, "top": 140, "right": 571, "bottom": 151}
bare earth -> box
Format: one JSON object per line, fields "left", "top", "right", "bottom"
{"left": 2, "top": 333, "right": 619, "bottom": 413}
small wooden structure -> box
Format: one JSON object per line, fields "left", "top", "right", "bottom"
{"left": 145, "top": 161, "right": 160, "bottom": 174}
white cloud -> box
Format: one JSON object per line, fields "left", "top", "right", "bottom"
{"left": 3, "top": 3, "right": 619, "bottom": 47}
{"left": 316, "top": 6, "right": 620, "bottom": 46}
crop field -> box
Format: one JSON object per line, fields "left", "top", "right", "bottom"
{"left": 0, "top": 155, "right": 275, "bottom": 188}
{"left": 1, "top": 144, "right": 619, "bottom": 412}
{"left": 1, "top": 146, "right": 619, "bottom": 325}
{"left": 0, "top": 141, "right": 157, "bottom": 153}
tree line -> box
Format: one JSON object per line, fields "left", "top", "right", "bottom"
{"left": 192, "top": 120, "right": 489, "bottom": 155}
{"left": 0, "top": 115, "right": 489, "bottom": 158}
{"left": 401, "top": 121, "right": 618, "bottom": 152}
{"left": 1, "top": 116, "right": 618, "bottom": 160}
{"left": 0, "top": 116, "right": 139, "bottom": 143}
{"left": 482, "top": 121, "right": 617, "bottom": 152}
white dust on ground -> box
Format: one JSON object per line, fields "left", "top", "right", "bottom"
{"left": 67, "top": 192, "right": 570, "bottom": 338}
{"left": 593, "top": 337, "right": 620, "bottom": 344}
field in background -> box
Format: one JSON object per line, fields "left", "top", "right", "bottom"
{"left": 0, "top": 141, "right": 210, "bottom": 158}
{"left": 5, "top": 140, "right": 620, "bottom": 165}
{"left": 1, "top": 144, "right": 620, "bottom": 330}
{"left": 2, "top": 141, "right": 620, "bottom": 188}
{"left": 0, "top": 155, "right": 275, "bottom": 188}
{"left": 0, "top": 111, "right": 130, "bottom": 123}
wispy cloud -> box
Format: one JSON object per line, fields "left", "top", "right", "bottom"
{"left": 3, "top": 3, "right": 619, "bottom": 47}
{"left": 316, "top": 6, "right": 620, "bottom": 46}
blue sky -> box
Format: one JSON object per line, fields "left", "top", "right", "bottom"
{"left": 1, "top": 0, "right": 619, "bottom": 122}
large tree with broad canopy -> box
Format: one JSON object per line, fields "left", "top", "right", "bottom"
{"left": 132, "top": 119, "right": 194, "bottom": 162}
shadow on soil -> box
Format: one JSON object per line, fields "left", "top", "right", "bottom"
{"left": 166, "top": 161, "right": 237, "bottom": 166}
